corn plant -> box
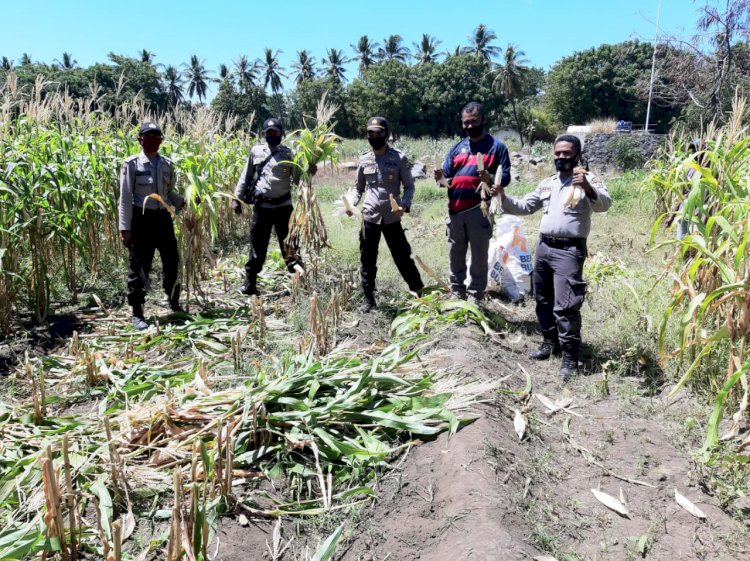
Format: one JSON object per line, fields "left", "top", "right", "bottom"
{"left": 286, "top": 93, "right": 341, "bottom": 272}
{"left": 647, "top": 93, "right": 750, "bottom": 460}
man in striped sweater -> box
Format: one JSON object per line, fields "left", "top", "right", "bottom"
{"left": 434, "top": 102, "right": 511, "bottom": 304}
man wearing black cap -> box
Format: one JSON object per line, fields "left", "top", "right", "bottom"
{"left": 119, "top": 122, "right": 186, "bottom": 330}
{"left": 232, "top": 118, "right": 315, "bottom": 296}
{"left": 346, "top": 116, "right": 423, "bottom": 312}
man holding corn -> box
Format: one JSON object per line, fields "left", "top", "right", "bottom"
{"left": 232, "top": 118, "right": 315, "bottom": 296}
{"left": 434, "top": 101, "right": 511, "bottom": 305}
{"left": 118, "top": 122, "right": 186, "bottom": 330}
{"left": 495, "top": 135, "right": 611, "bottom": 380}
{"left": 346, "top": 116, "right": 423, "bottom": 313}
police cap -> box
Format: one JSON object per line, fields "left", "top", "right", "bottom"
{"left": 263, "top": 118, "right": 283, "bottom": 133}
{"left": 138, "top": 122, "right": 162, "bottom": 136}
{"left": 366, "top": 116, "right": 389, "bottom": 132}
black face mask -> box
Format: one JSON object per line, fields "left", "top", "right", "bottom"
{"left": 464, "top": 124, "right": 484, "bottom": 139}
{"left": 266, "top": 134, "right": 282, "bottom": 147}
{"left": 554, "top": 157, "right": 577, "bottom": 173}
{"left": 368, "top": 137, "right": 387, "bottom": 150}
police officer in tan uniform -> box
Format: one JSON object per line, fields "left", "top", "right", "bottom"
{"left": 119, "top": 122, "right": 186, "bottom": 330}
{"left": 495, "top": 135, "right": 611, "bottom": 380}
{"left": 347, "top": 116, "right": 423, "bottom": 312}
{"left": 232, "top": 118, "right": 315, "bottom": 295}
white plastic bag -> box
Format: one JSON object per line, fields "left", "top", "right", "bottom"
{"left": 493, "top": 216, "right": 532, "bottom": 300}
{"left": 487, "top": 243, "right": 507, "bottom": 291}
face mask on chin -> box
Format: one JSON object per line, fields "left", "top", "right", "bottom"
{"left": 140, "top": 137, "right": 162, "bottom": 154}
{"left": 368, "top": 137, "right": 387, "bottom": 150}
{"left": 265, "top": 134, "right": 282, "bottom": 147}
{"left": 554, "top": 157, "right": 578, "bottom": 173}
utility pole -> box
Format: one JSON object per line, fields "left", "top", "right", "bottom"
{"left": 645, "top": 0, "right": 662, "bottom": 133}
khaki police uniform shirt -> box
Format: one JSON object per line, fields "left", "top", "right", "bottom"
{"left": 349, "top": 147, "right": 414, "bottom": 226}
{"left": 501, "top": 172, "right": 611, "bottom": 238}
{"left": 235, "top": 144, "right": 299, "bottom": 209}
{"left": 119, "top": 152, "right": 184, "bottom": 231}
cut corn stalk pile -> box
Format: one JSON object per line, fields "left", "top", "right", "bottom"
{"left": 391, "top": 292, "right": 507, "bottom": 338}
{"left": 0, "top": 279, "right": 492, "bottom": 559}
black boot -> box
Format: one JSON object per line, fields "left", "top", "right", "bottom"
{"left": 528, "top": 330, "right": 560, "bottom": 360}
{"left": 240, "top": 280, "right": 258, "bottom": 296}
{"left": 168, "top": 284, "right": 184, "bottom": 313}
{"left": 359, "top": 292, "right": 377, "bottom": 313}
{"left": 131, "top": 303, "right": 148, "bottom": 331}
{"left": 559, "top": 350, "right": 579, "bottom": 381}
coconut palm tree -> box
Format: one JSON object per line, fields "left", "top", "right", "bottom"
{"left": 261, "top": 48, "right": 285, "bottom": 94}
{"left": 183, "top": 55, "right": 212, "bottom": 103}
{"left": 462, "top": 24, "right": 500, "bottom": 61}
{"left": 351, "top": 35, "right": 379, "bottom": 75}
{"left": 323, "top": 48, "right": 349, "bottom": 83}
{"left": 163, "top": 65, "right": 185, "bottom": 108}
{"left": 54, "top": 52, "right": 77, "bottom": 70}
{"left": 378, "top": 35, "right": 410, "bottom": 62}
{"left": 20, "top": 53, "right": 32, "bottom": 66}
{"left": 442, "top": 45, "right": 463, "bottom": 59}
{"left": 291, "top": 50, "right": 317, "bottom": 84}
{"left": 233, "top": 55, "right": 260, "bottom": 93}
{"left": 493, "top": 44, "right": 530, "bottom": 145}
{"left": 219, "top": 64, "right": 230, "bottom": 81}
{"left": 140, "top": 50, "right": 156, "bottom": 64}
{"left": 1, "top": 57, "right": 13, "bottom": 70}
{"left": 412, "top": 34, "right": 442, "bottom": 64}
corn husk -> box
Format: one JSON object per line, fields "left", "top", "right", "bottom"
{"left": 591, "top": 488, "right": 630, "bottom": 517}
{"left": 562, "top": 168, "right": 587, "bottom": 209}
{"left": 674, "top": 489, "right": 707, "bottom": 519}
{"left": 434, "top": 155, "right": 449, "bottom": 187}
{"left": 475, "top": 152, "right": 491, "bottom": 218}
{"left": 332, "top": 194, "right": 361, "bottom": 219}
{"left": 513, "top": 409, "right": 526, "bottom": 440}
{"left": 389, "top": 193, "right": 401, "bottom": 213}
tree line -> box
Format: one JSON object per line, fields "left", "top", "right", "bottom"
{"left": 2, "top": 7, "right": 749, "bottom": 140}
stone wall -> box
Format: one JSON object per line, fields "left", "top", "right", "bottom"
{"left": 582, "top": 132, "right": 666, "bottom": 171}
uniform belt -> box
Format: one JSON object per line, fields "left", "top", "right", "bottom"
{"left": 134, "top": 206, "right": 169, "bottom": 214}
{"left": 257, "top": 193, "right": 292, "bottom": 205}
{"left": 540, "top": 234, "right": 586, "bottom": 249}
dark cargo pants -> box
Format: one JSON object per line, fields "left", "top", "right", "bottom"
{"left": 127, "top": 207, "right": 180, "bottom": 306}
{"left": 447, "top": 205, "right": 493, "bottom": 297}
{"left": 533, "top": 237, "right": 587, "bottom": 352}
{"left": 360, "top": 219, "right": 423, "bottom": 294}
{"left": 245, "top": 204, "right": 299, "bottom": 289}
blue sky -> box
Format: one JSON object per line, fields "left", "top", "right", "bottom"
{"left": 1, "top": 0, "right": 707, "bottom": 97}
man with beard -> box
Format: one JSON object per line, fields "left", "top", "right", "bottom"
{"left": 434, "top": 101, "right": 511, "bottom": 305}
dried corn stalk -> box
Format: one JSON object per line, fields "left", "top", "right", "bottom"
{"left": 286, "top": 93, "right": 340, "bottom": 269}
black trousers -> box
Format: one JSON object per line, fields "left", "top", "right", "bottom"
{"left": 532, "top": 238, "right": 587, "bottom": 352}
{"left": 127, "top": 208, "right": 180, "bottom": 306}
{"left": 245, "top": 205, "right": 298, "bottom": 287}
{"left": 360, "top": 220, "right": 423, "bottom": 294}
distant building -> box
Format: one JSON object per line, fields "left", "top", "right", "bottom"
{"left": 491, "top": 127, "right": 521, "bottom": 144}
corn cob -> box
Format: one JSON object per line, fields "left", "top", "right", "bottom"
{"left": 434, "top": 155, "right": 449, "bottom": 188}
{"left": 475, "top": 152, "right": 491, "bottom": 218}
{"left": 562, "top": 167, "right": 587, "bottom": 209}
{"left": 389, "top": 193, "right": 401, "bottom": 213}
